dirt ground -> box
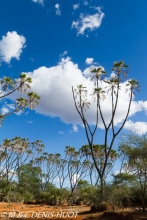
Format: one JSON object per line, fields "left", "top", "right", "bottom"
{"left": 0, "top": 203, "right": 147, "bottom": 220}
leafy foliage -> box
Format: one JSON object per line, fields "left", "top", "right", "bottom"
{"left": 0, "top": 73, "right": 40, "bottom": 125}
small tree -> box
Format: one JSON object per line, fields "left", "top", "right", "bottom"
{"left": 17, "top": 163, "right": 42, "bottom": 202}
{"left": 119, "top": 132, "right": 147, "bottom": 211}
{"left": 105, "top": 183, "right": 131, "bottom": 210}
{"left": 72, "top": 61, "right": 139, "bottom": 199}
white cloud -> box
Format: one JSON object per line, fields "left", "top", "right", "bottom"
{"left": 137, "top": 101, "right": 147, "bottom": 115}
{"left": 73, "top": 4, "right": 79, "bottom": 10}
{"left": 1, "top": 107, "right": 9, "bottom": 115}
{"left": 85, "top": 57, "right": 94, "bottom": 65}
{"left": 32, "top": 0, "right": 44, "bottom": 5}
{"left": 0, "top": 31, "right": 26, "bottom": 63}
{"left": 124, "top": 120, "right": 147, "bottom": 134}
{"left": 59, "top": 131, "right": 64, "bottom": 134}
{"left": 15, "top": 111, "right": 23, "bottom": 116}
{"left": 55, "top": 4, "right": 61, "bottom": 16}
{"left": 72, "top": 7, "right": 104, "bottom": 35}
{"left": 8, "top": 57, "right": 147, "bottom": 133}
{"left": 1, "top": 103, "right": 15, "bottom": 115}
{"left": 72, "top": 125, "right": 79, "bottom": 132}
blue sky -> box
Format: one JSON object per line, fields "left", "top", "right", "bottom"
{"left": 0, "top": 0, "right": 147, "bottom": 166}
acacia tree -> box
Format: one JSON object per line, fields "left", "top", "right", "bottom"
{"left": 72, "top": 61, "right": 139, "bottom": 199}
{"left": 0, "top": 73, "right": 40, "bottom": 124}
{"left": 119, "top": 132, "right": 147, "bottom": 211}
{"left": 17, "top": 163, "right": 42, "bottom": 202}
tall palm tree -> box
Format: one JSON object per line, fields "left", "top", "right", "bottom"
{"left": 72, "top": 61, "right": 140, "bottom": 199}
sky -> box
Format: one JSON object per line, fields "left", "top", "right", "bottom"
{"left": 0, "top": 0, "right": 147, "bottom": 172}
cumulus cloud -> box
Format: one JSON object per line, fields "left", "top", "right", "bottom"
{"left": 24, "top": 57, "right": 90, "bottom": 124}
{"left": 0, "top": 31, "right": 26, "bottom": 63}
{"left": 72, "top": 7, "right": 104, "bottom": 35}
{"left": 124, "top": 120, "right": 147, "bottom": 134}
{"left": 85, "top": 57, "right": 94, "bottom": 65}
{"left": 32, "top": 0, "right": 44, "bottom": 5}
{"left": 73, "top": 4, "right": 79, "bottom": 10}
{"left": 8, "top": 57, "right": 147, "bottom": 133}
{"left": 55, "top": 4, "right": 61, "bottom": 16}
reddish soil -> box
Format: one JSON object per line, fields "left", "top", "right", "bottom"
{"left": 0, "top": 203, "right": 147, "bottom": 220}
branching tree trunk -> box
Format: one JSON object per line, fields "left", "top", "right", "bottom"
{"left": 72, "top": 61, "right": 139, "bottom": 200}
